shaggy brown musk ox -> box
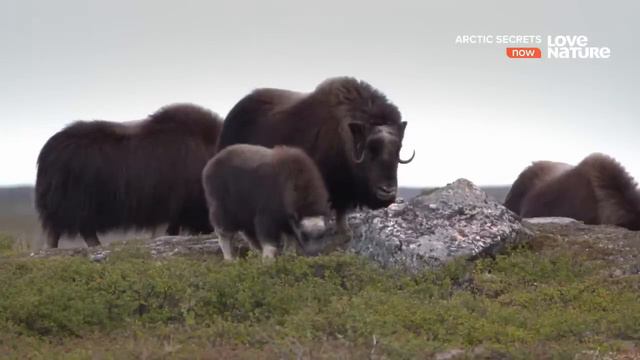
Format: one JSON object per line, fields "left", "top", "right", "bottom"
{"left": 35, "top": 103, "right": 223, "bottom": 248}
{"left": 505, "top": 153, "right": 640, "bottom": 230}
{"left": 202, "top": 144, "right": 331, "bottom": 260}
{"left": 217, "top": 77, "right": 415, "bottom": 235}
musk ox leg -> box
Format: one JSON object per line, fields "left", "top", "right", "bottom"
{"left": 239, "top": 231, "right": 261, "bottom": 252}
{"left": 261, "top": 243, "right": 278, "bottom": 260}
{"left": 282, "top": 234, "right": 302, "bottom": 255}
{"left": 80, "top": 230, "right": 101, "bottom": 247}
{"left": 215, "top": 228, "right": 236, "bottom": 261}
{"left": 255, "top": 216, "right": 281, "bottom": 261}
{"left": 166, "top": 222, "right": 180, "bottom": 236}
{"left": 336, "top": 209, "right": 349, "bottom": 233}
{"left": 334, "top": 210, "right": 352, "bottom": 246}
{"left": 44, "top": 229, "right": 61, "bottom": 249}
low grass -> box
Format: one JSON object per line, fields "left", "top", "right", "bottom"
{"left": 0, "top": 233, "right": 638, "bottom": 359}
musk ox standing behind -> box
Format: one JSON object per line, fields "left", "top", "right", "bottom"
{"left": 217, "top": 77, "right": 415, "bottom": 238}
{"left": 505, "top": 153, "right": 640, "bottom": 230}
{"left": 36, "top": 103, "right": 223, "bottom": 248}
{"left": 202, "top": 144, "right": 331, "bottom": 260}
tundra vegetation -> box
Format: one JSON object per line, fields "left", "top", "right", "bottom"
{"left": 0, "top": 228, "right": 638, "bottom": 359}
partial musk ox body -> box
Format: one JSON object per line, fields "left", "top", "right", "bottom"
{"left": 36, "top": 104, "right": 223, "bottom": 248}
{"left": 202, "top": 144, "right": 330, "bottom": 260}
{"left": 505, "top": 153, "right": 640, "bottom": 230}
{"left": 217, "top": 77, "right": 414, "bottom": 235}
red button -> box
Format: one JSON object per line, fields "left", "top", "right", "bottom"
{"left": 506, "top": 47, "right": 542, "bottom": 58}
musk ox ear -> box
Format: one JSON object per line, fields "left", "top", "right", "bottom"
{"left": 348, "top": 122, "right": 367, "bottom": 163}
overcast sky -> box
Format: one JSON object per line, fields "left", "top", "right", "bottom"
{"left": 1, "top": 0, "right": 638, "bottom": 187}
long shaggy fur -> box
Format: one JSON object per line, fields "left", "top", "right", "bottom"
{"left": 217, "top": 76, "right": 408, "bottom": 217}
{"left": 504, "top": 161, "right": 573, "bottom": 215}
{"left": 202, "top": 144, "right": 330, "bottom": 256}
{"left": 505, "top": 153, "right": 640, "bottom": 230}
{"left": 35, "top": 103, "right": 223, "bottom": 247}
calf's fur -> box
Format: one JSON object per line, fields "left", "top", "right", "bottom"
{"left": 202, "top": 144, "right": 330, "bottom": 259}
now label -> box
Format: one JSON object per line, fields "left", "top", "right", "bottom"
{"left": 506, "top": 47, "right": 542, "bottom": 59}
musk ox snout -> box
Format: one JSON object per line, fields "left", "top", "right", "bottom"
{"left": 299, "top": 216, "right": 327, "bottom": 239}
{"left": 376, "top": 184, "right": 397, "bottom": 201}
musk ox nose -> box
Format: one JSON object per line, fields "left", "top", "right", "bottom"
{"left": 299, "top": 216, "right": 327, "bottom": 239}
{"left": 376, "top": 185, "right": 397, "bottom": 201}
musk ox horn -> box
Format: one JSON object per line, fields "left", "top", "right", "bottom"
{"left": 399, "top": 149, "right": 415, "bottom": 164}
{"left": 348, "top": 122, "right": 367, "bottom": 164}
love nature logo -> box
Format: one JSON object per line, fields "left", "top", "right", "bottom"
{"left": 454, "top": 35, "right": 612, "bottom": 60}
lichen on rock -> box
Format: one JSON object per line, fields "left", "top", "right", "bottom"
{"left": 345, "top": 178, "right": 531, "bottom": 272}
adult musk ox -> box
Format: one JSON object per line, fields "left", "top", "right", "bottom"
{"left": 217, "top": 76, "right": 415, "bottom": 234}
{"left": 202, "top": 144, "right": 331, "bottom": 260}
{"left": 505, "top": 153, "right": 640, "bottom": 230}
{"left": 36, "top": 103, "right": 223, "bottom": 248}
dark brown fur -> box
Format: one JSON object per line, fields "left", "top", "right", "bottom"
{"left": 217, "top": 77, "right": 412, "bottom": 224}
{"left": 35, "top": 103, "right": 223, "bottom": 248}
{"left": 505, "top": 153, "right": 640, "bottom": 230}
{"left": 202, "top": 144, "right": 330, "bottom": 257}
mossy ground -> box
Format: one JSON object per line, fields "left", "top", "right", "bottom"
{"left": 0, "top": 231, "right": 638, "bottom": 359}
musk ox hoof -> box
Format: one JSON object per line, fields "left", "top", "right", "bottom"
{"left": 216, "top": 229, "right": 237, "bottom": 261}
{"left": 261, "top": 244, "right": 278, "bottom": 263}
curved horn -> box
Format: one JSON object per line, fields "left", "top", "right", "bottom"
{"left": 398, "top": 150, "right": 415, "bottom": 164}
{"left": 348, "top": 122, "right": 367, "bottom": 164}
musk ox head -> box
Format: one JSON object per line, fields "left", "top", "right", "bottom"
{"left": 324, "top": 77, "right": 415, "bottom": 209}
{"left": 286, "top": 215, "right": 330, "bottom": 255}
{"left": 289, "top": 214, "right": 362, "bottom": 257}
{"left": 346, "top": 121, "right": 414, "bottom": 209}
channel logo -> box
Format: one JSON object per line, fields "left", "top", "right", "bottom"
{"left": 456, "top": 34, "right": 611, "bottom": 61}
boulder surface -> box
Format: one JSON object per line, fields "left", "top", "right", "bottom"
{"left": 343, "top": 178, "right": 530, "bottom": 271}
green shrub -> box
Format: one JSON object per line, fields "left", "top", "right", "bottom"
{"left": 0, "top": 233, "right": 15, "bottom": 256}
{"left": 0, "top": 235, "right": 638, "bottom": 358}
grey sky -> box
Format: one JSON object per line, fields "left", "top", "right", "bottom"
{"left": 1, "top": 0, "right": 638, "bottom": 187}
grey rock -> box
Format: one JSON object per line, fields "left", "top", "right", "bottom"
{"left": 434, "top": 348, "right": 466, "bottom": 360}
{"left": 89, "top": 250, "right": 111, "bottom": 262}
{"left": 527, "top": 220, "right": 640, "bottom": 276}
{"left": 524, "top": 217, "right": 579, "bottom": 225}
{"left": 29, "top": 235, "right": 225, "bottom": 262}
{"left": 147, "top": 235, "right": 221, "bottom": 257}
{"left": 344, "top": 178, "right": 531, "bottom": 272}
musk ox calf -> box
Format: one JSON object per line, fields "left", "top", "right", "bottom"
{"left": 36, "top": 103, "right": 223, "bottom": 248}
{"left": 505, "top": 153, "right": 640, "bottom": 230}
{"left": 217, "top": 76, "right": 415, "bottom": 237}
{"left": 202, "top": 144, "right": 331, "bottom": 260}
